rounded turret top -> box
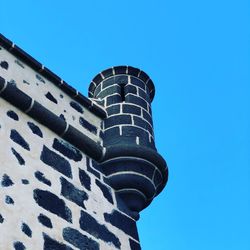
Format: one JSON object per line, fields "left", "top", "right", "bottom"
{"left": 89, "top": 66, "right": 155, "bottom": 101}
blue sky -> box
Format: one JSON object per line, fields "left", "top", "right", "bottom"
{"left": 1, "top": 1, "right": 249, "bottom": 249}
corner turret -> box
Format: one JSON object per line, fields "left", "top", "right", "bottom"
{"left": 89, "top": 66, "right": 168, "bottom": 213}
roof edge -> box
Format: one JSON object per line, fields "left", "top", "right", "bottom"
{"left": 0, "top": 33, "right": 107, "bottom": 119}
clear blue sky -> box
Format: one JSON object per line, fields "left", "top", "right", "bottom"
{"left": 1, "top": 1, "right": 249, "bottom": 249}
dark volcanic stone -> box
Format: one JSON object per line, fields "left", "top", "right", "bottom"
{"left": 13, "top": 241, "right": 26, "bottom": 250}
{"left": 33, "top": 189, "right": 72, "bottom": 222}
{"left": 79, "top": 117, "right": 97, "bottom": 135}
{"left": 104, "top": 114, "right": 132, "bottom": 129}
{"left": 38, "top": 213, "right": 53, "bottom": 228}
{"left": 21, "top": 222, "right": 32, "bottom": 237}
{"left": 43, "top": 233, "right": 73, "bottom": 250}
{"left": 40, "top": 146, "right": 72, "bottom": 178}
{"left": 80, "top": 210, "right": 121, "bottom": 249}
{"left": 52, "top": 138, "right": 82, "bottom": 162}
{"left": 11, "top": 148, "right": 25, "bottom": 165}
{"left": 36, "top": 74, "right": 45, "bottom": 83}
{"left": 92, "top": 160, "right": 104, "bottom": 174}
{"left": 79, "top": 168, "right": 91, "bottom": 191}
{"left": 1, "top": 174, "right": 14, "bottom": 187}
{"left": 34, "top": 171, "right": 51, "bottom": 186}
{"left": 95, "top": 179, "right": 113, "bottom": 204}
{"left": 21, "top": 179, "right": 29, "bottom": 184}
{"left": 27, "top": 122, "right": 43, "bottom": 137}
{"left": 104, "top": 209, "right": 139, "bottom": 240}
{"left": 45, "top": 92, "right": 58, "bottom": 104}
{"left": 63, "top": 227, "right": 99, "bottom": 250}
{"left": 122, "top": 104, "right": 141, "bottom": 116}
{"left": 10, "top": 129, "right": 30, "bottom": 151}
{"left": 60, "top": 114, "right": 66, "bottom": 121}
{"left": 86, "top": 157, "right": 100, "bottom": 179}
{"left": 60, "top": 177, "right": 88, "bottom": 209}
{"left": 0, "top": 61, "right": 8, "bottom": 70}
{"left": 5, "top": 195, "right": 14, "bottom": 204}
{"left": 0, "top": 214, "right": 4, "bottom": 223}
{"left": 107, "top": 104, "right": 120, "bottom": 116}
{"left": 7, "top": 110, "right": 19, "bottom": 120}
{"left": 129, "top": 239, "right": 141, "bottom": 250}
{"left": 70, "top": 101, "right": 83, "bottom": 114}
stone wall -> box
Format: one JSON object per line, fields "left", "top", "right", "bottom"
{"left": 0, "top": 44, "right": 140, "bottom": 250}
{"left": 0, "top": 34, "right": 168, "bottom": 250}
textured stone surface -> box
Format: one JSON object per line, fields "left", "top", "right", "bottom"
{"left": 79, "top": 168, "right": 91, "bottom": 191}
{"left": 10, "top": 129, "right": 30, "bottom": 151}
{"left": 79, "top": 116, "right": 98, "bottom": 135}
{"left": 0, "top": 214, "right": 4, "bottom": 223}
{"left": 45, "top": 91, "right": 58, "bottom": 104}
{"left": 13, "top": 241, "right": 26, "bottom": 250}
{"left": 70, "top": 101, "right": 83, "bottom": 114}
{"left": 63, "top": 227, "right": 100, "bottom": 250}
{"left": 0, "top": 41, "right": 168, "bottom": 250}
{"left": 38, "top": 213, "right": 53, "bottom": 228}
{"left": 60, "top": 177, "right": 88, "bottom": 209}
{"left": 104, "top": 210, "right": 139, "bottom": 240}
{"left": 40, "top": 146, "right": 72, "bottom": 178}
{"left": 34, "top": 171, "right": 51, "bottom": 186}
{"left": 7, "top": 110, "right": 19, "bottom": 120}
{"left": 52, "top": 138, "right": 82, "bottom": 162}
{"left": 5, "top": 195, "right": 14, "bottom": 204}
{"left": 0, "top": 97, "right": 137, "bottom": 249}
{"left": 21, "top": 179, "right": 29, "bottom": 184}
{"left": 21, "top": 223, "right": 32, "bottom": 238}
{"left": 11, "top": 147, "right": 25, "bottom": 165}
{"left": 0, "top": 43, "right": 103, "bottom": 144}
{"left": 129, "top": 239, "right": 141, "bottom": 250}
{"left": 96, "top": 179, "right": 114, "bottom": 204}
{"left": 43, "top": 233, "right": 73, "bottom": 250}
{"left": 33, "top": 189, "right": 72, "bottom": 222}
{"left": 80, "top": 210, "right": 121, "bottom": 249}
{"left": 27, "top": 121, "right": 43, "bottom": 137}
{"left": 1, "top": 174, "right": 14, "bottom": 187}
{"left": 0, "top": 61, "right": 8, "bottom": 70}
{"left": 89, "top": 67, "right": 167, "bottom": 215}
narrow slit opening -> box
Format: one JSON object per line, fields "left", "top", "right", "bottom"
{"left": 120, "top": 84, "right": 125, "bottom": 102}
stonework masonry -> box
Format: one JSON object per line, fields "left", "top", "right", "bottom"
{"left": 0, "top": 34, "right": 168, "bottom": 250}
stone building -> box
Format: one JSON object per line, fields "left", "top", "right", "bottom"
{"left": 0, "top": 33, "right": 168, "bottom": 250}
